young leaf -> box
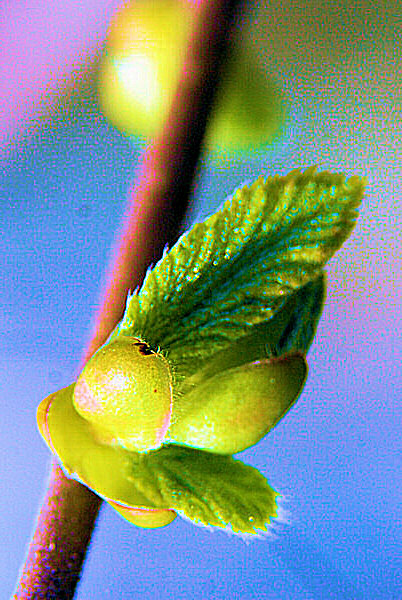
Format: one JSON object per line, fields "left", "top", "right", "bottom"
{"left": 144, "top": 445, "right": 279, "bottom": 534}
{"left": 114, "top": 168, "right": 364, "bottom": 380}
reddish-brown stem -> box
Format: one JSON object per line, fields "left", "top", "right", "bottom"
{"left": 13, "top": 0, "right": 243, "bottom": 598}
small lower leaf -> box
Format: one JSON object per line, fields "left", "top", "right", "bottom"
{"left": 143, "top": 445, "right": 279, "bottom": 534}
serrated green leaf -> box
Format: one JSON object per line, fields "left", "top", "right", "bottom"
{"left": 114, "top": 168, "right": 362, "bottom": 380}
{"left": 144, "top": 445, "right": 279, "bottom": 534}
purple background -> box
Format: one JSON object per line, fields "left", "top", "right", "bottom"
{"left": 1, "top": 1, "right": 400, "bottom": 598}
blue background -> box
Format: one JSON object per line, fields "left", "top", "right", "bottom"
{"left": 0, "top": 1, "right": 400, "bottom": 598}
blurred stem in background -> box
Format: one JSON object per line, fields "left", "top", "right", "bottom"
{"left": 13, "top": 0, "right": 244, "bottom": 597}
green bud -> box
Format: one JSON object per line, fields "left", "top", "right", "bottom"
{"left": 73, "top": 337, "right": 173, "bottom": 452}
{"left": 168, "top": 354, "right": 307, "bottom": 454}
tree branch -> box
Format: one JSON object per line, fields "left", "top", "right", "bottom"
{"left": 13, "top": 0, "right": 243, "bottom": 598}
